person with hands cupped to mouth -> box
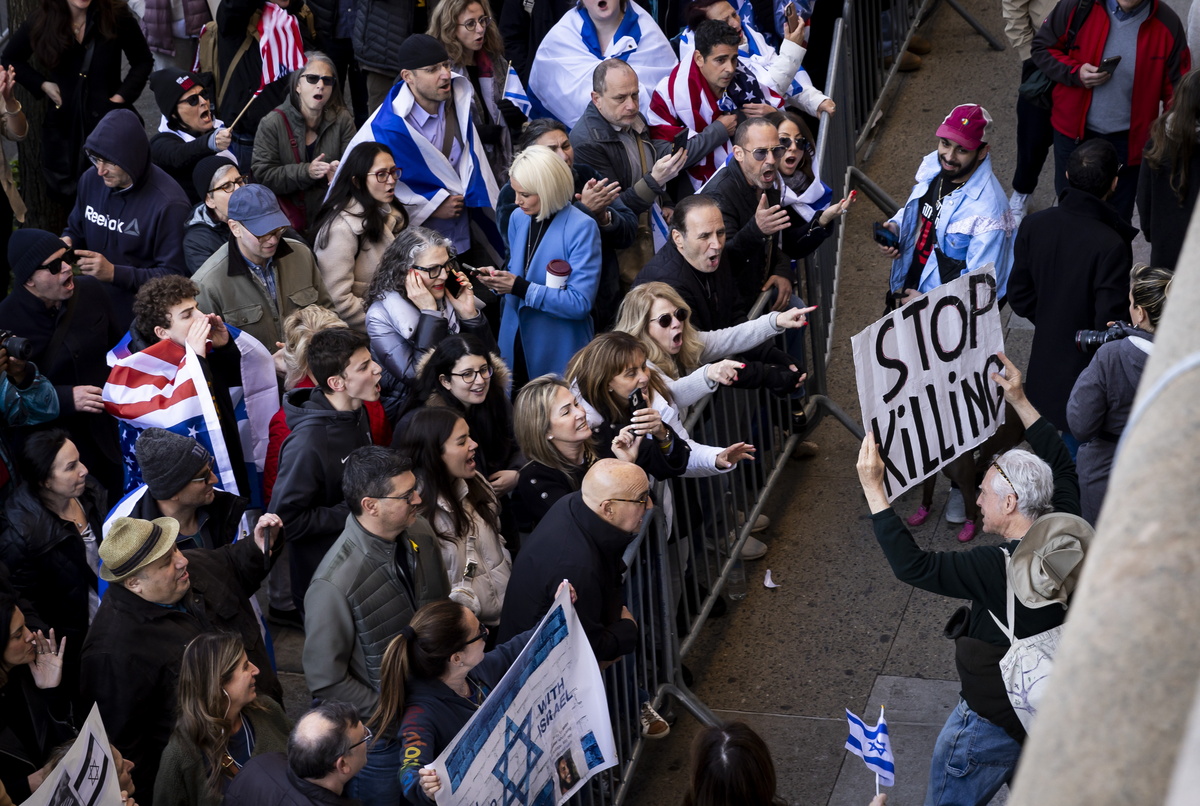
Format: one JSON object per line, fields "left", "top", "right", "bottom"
{"left": 856, "top": 352, "right": 1088, "bottom": 806}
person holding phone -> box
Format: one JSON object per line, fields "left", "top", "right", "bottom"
{"left": 1031, "top": 0, "right": 1190, "bottom": 221}
{"left": 363, "top": 227, "right": 496, "bottom": 411}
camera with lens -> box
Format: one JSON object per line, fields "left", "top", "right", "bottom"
{"left": 0, "top": 330, "right": 32, "bottom": 361}
{"left": 1075, "top": 322, "right": 1130, "bottom": 355}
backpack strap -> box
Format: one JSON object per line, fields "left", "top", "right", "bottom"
{"left": 987, "top": 548, "right": 1018, "bottom": 644}
{"left": 217, "top": 10, "right": 263, "bottom": 108}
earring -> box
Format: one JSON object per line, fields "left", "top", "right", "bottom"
{"left": 547, "top": 435, "right": 554, "bottom": 441}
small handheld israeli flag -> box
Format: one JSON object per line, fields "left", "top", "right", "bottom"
{"left": 845, "top": 705, "right": 895, "bottom": 789}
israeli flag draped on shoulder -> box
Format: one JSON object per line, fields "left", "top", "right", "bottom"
{"left": 530, "top": 0, "right": 676, "bottom": 127}
{"left": 701, "top": 152, "right": 832, "bottom": 222}
{"left": 334, "top": 76, "right": 503, "bottom": 255}
{"left": 845, "top": 706, "right": 895, "bottom": 787}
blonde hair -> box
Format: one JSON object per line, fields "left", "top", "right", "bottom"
{"left": 1130, "top": 264, "right": 1174, "bottom": 330}
{"left": 279, "top": 305, "right": 348, "bottom": 389}
{"left": 614, "top": 283, "right": 705, "bottom": 380}
{"left": 513, "top": 375, "right": 596, "bottom": 479}
{"left": 509, "top": 145, "right": 575, "bottom": 221}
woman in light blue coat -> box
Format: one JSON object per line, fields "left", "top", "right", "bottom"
{"left": 479, "top": 145, "right": 601, "bottom": 384}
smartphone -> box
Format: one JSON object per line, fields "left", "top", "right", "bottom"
{"left": 784, "top": 2, "right": 800, "bottom": 33}
{"left": 1098, "top": 55, "right": 1121, "bottom": 73}
{"left": 671, "top": 130, "right": 688, "bottom": 156}
{"left": 627, "top": 388, "right": 647, "bottom": 416}
{"left": 873, "top": 222, "right": 900, "bottom": 249}
{"left": 458, "top": 261, "right": 482, "bottom": 278}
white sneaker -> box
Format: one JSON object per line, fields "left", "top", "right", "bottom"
{"left": 640, "top": 702, "right": 671, "bottom": 739}
{"left": 740, "top": 535, "right": 768, "bottom": 560}
{"left": 945, "top": 488, "right": 966, "bottom": 524}
{"left": 1009, "top": 191, "right": 1029, "bottom": 226}
{"left": 738, "top": 510, "right": 771, "bottom": 533}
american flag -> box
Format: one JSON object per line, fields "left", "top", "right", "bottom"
{"left": 648, "top": 61, "right": 737, "bottom": 190}
{"left": 103, "top": 328, "right": 278, "bottom": 508}
{"left": 258, "top": 2, "right": 306, "bottom": 91}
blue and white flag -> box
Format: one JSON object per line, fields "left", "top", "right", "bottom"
{"left": 845, "top": 707, "right": 895, "bottom": 786}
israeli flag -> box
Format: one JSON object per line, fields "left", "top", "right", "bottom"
{"left": 845, "top": 707, "right": 895, "bottom": 786}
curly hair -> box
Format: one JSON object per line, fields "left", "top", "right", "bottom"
{"left": 363, "top": 226, "right": 457, "bottom": 308}
{"left": 614, "top": 283, "right": 705, "bottom": 380}
{"left": 133, "top": 275, "right": 200, "bottom": 343}
{"left": 427, "top": 0, "right": 504, "bottom": 67}
{"left": 278, "top": 305, "right": 348, "bottom": 389}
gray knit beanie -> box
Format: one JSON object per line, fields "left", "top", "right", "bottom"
{"left": 134, "top": 428, "right": 212, "bottom": 500}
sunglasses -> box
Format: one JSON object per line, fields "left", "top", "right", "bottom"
{"left": 189, "top": 464, "right": 214, "bottom": 484}
{"left": 39, "top": 249, "right": 77, "bottom": 274}
{"left": 991, "top": 460, "right": 1019, "bottom": 500}
{"left": 300, "top": 74, "right": 337, "bottom": 87}
{"left": 746, "top": 145, "right": 787, "bottom": 161}
{"left": 208, "top": 174, "right": 249, "bottom": 195}
{"left": 179, "top": 91, "right": 210, "bottom": 107}
{"left": 651, "top": 307, "right": 688, "bottom": 329}
{"left": 779, "top": 136, "right": 811, "bottom": 151}
{"left": 255, "top": 226, "right": 287, "bottom": 244}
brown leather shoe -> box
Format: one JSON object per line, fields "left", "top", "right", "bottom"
{"left": 907, "top": 33, "right": 933, "bottom": 55}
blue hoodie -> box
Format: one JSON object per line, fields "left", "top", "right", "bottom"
{"left": 64, "top": 109, "right": 192, "bottom": 329}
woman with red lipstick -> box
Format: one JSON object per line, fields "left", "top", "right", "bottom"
{"left": 398, "top": 408, "right": 512, "bottom": 634}
{"left": 253, "top": 51, "right": 355, "bottom": 235}
{"left": 155, "top": 633, "right": 291, "bottom": 806}
{"left": 428, "top": 0, "right": 524, "bottom": 182}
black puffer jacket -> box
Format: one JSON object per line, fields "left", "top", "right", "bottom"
{"left": 351, "top": 0, "right": 415, "bottom": 75}
{"left": 0, "top": 667, "right": 77, "bottom": 803}
{"left": 80, "top": 537, "right": 282, "bottom": 804}
{"left": 0, "top": 478, "right": 107, "bottom": 688}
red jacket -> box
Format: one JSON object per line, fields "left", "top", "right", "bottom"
{"left": 263, "top": 376, "right": 392, "bottom": 505}
{"left": 1031, "top": 0, "right": 1189, "bottom": 165}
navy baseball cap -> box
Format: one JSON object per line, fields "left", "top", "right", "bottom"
{"left": 227, "top": 184, "right": 291, "bottom": 236}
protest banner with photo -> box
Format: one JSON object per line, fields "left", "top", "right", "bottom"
{"left": 24, "top": 705, "right": 123, "bottom": 806}
{"left": 851, "top": 266, "right": 1005, "bottom": 500}
{"left": 430, "top": 585, "right": 618, "bottom": 805}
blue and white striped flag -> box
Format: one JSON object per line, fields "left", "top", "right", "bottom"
{"left": 845, "top": 707, "right": 895, "bottom": 786}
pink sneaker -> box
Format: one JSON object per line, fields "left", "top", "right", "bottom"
{"left": 956, "top": 520, "right": 977, "bottom": 543}
{"left": 906, "top": 506, "right": 931, "bottom": 526}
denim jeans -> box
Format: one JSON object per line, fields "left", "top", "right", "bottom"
{"left": 925, "top": 699, "right": 1021, "bottom": 806}
{"left": 346, "top": 736, "right": 404, "bottom": 806}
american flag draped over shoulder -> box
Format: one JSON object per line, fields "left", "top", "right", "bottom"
{"left": 648, "top": 60, "right": 735, "bottom": 190}
{"left": 257, "top": 2, "right": 306, "bottom": 91}
{"left": 103, "top": 328, "right": 277, "bottom": 508}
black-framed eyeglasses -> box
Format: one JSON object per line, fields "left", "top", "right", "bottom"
{"left": 991, "top": 460, "right": 1019, "bottom": 500}
{"left": 348, "top": 724, "right": 374, "bottom": 750}
{"left": 779, "top": 136, "right": 810, "bottom": 152}
{"left": 413, "top": 262, "right": 451, "bottom": 279}
{"left": 190, "top": 464, "right": 214, "bottom": 484}
{"left": 375, "top": 483, "right": 420, "bottom": 504}
{"left": 208, "top": 174, "right": 248, "bottom": 195}
{"left": 301, "top": 74, "right": 337, "bottom": 87}
{"left": 747, "top": 145, "right": 786, "bottom": 161}
{"left": 366, "top": 166, "right": 402, "bottom": 183}
{"left": 458, "top": 15, "right": 490, "bottom": 30}
{"left": 178, "top": 91, "right": 210, "bottom": 107}
{"left": 458, "top": 624, "right": 488, "bottom": 651}
{"left": 448, "top": 364, "right": 493, "bottom": 384}
{"left": 40, "top": 249, "right": 77, "bottom": 274}
{"left": 651, "top": 307, "right": 688, "bottom": 329}
{"left": 606, "top": 490, "right": 651, "bottom": 507}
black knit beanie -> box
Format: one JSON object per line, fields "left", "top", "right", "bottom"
{"left": 396, "top": 35, "right": 450, "bottom": 73}
{"left": 9, "top": 229, "right": 68, "bottom": 287}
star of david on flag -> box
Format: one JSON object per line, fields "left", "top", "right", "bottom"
{"left": 845, "top": 706, "right": 895, "bottom": 786}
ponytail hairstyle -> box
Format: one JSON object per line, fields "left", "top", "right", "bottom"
{"left": 368, "top": 601, "right": 475, "bottom": 738}
{"left": 1130, "top": 264, "right": 1174, "bottom": 331}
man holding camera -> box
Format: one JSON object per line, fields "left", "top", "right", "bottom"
{"left": 0, "top": 229, "right": 125, "bottom": 501}
{"left": 876, "top": 104, "right": 1015, "bottom": 308}
{"left": 1007, "top": 139, "right": 1134, "bottom": 450}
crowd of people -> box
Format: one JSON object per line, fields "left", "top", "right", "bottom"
{"left": 0, "top": 0, "right": 1192, "bottom": 799}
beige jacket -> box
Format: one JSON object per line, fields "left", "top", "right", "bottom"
{"left": 313, "top": 199, "right": 405, "bottom": 331}
{"left": 434, "top": 476, "right": 511, "bottom": 626}
{"left": 1003, "top": 0, "right": 1058, "bottom": 60}
{"left": 1, "top": 112, "right": 27, "bottom": 223}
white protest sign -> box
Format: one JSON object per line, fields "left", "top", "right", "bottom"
{"left": 23, "top": 705, "right": 124, "bottom": 806}
{"left": 430, "top": 585, "right": 617, "bottom": 805}
{"left": 851, "top": 266, "right": 1005, "bottom": 500}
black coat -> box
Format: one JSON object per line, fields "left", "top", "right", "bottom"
{"left": 79, "top": 538, "right": 281, "bottom": 803}
{"left": 124, "top": 485, "right": 247, "bottom": 550}
{"left": 570, "top": 101, "right": 671, "bottom": 217}
{"left": 0, "top": 667, "right": 77, "bottom": 803}
{"left": 500, "top": 0, "right": 574, "bottom": 83}
{"left": 216, "top": 0, "right": 312, "bottom": 137}
{"left": 0, "top": 478, "right": 107, "bottom": 697}
{"left": 223, "top": 752, "right": 361, "bottom": 806}
{"left": 0, "top": 279, "right": 125, "bottom": 500}
{"left": 1008, "top": 188, "right": 1136, "bottom": 431}
{"left": 513, "top": 461, "right": 587, "bottom": 534}
{"left": 149, "top": 129, "right": 221, "bottom": 205}
{"left": 498, "top": 493, "right": 638, "bottom": 662}
{"left": 1136, "top": 136, "right": 1200, "bottom": 270}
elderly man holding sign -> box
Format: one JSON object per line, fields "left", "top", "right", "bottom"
{"left": 856, "top": 354, "right": 1089, "bottom": 806}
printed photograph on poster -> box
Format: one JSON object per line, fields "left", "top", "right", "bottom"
{"left": 429, "top": 585, "right": 617, "bottom": 805}
{"left": 851, "top": 266, "right": 1006, "bottom": 500}
{"left": 24, "top": 705, "right": 124, "bottom": 806}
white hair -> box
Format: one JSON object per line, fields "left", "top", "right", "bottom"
{"left": 991, "top": 448, "right": 1054, "bottom": 520}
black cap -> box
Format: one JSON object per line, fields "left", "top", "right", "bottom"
{"left": 396, "top": 34, "right": 450, "bottom": 73}
{"left": 9, "top": 229, "right": 68, "bottom": 286}
{"left": 193, "top": 155, "right": 239, "bottom": 199}
{"left": 150, "top": 68, "right": 202, "bottom": 117}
